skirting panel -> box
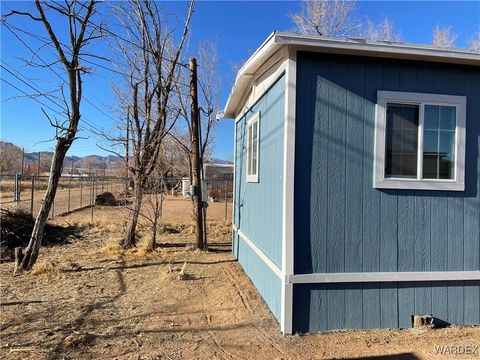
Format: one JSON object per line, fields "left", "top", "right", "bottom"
{"left": 237, "top": 234, "right": 282, "bottom": 321}
{"left": 293, "top": 281, "right": 480, "bottom": 333}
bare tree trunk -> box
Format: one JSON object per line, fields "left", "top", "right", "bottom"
{"left": 120, "top": 174, "right": 144, "bottom": 248}
{"left": 15, "top": 140, "right": 69, "bottom": 272}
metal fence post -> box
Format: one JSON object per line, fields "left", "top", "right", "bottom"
{"left": 90, "top": 177, "right": 94, "bottom": 223}
{"left": 224, "top": 180, "right": 228, "bottom": 222}
{"left": 159, "top": 178, "right": 163, "bottom": 219}
{"left": 14, "top": 173, "right": 20, "bottom": 203}
{"left": 80, "top": 176, "right": 83, "bottom": 207}
{"left": 30, "top": 176, "right": 35, "bottom": 214}
{"left": 68, "top": 175, "right": 71, "bottom": 212}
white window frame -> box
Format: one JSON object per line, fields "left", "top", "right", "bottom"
{"left": 246, "top": 112, "right": 260, "bottom": 182}
{"left": 375, "top": 91, "right": 466, "bottom": 191}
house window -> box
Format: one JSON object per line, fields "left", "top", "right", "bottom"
{"left": 246, "top": 112, "right": 260, "bottom": 182}
{"left": 375, "top": 91, "right": 466, "bottom": 191}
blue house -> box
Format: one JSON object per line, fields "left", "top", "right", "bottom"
{"left": 224, "top": 32, "right": 480, "bottom": 334}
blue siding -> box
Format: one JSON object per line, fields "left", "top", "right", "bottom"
{"left": 294, "top": 52, "right": 480, "bottom": 274}
{"left": 293, "top": 51, "right": 480, "bottom": 332}
{"left": 293, "top": 281, "right": 480, "bottom": 332}
{"left": 234, "top": 74, "right": 285, "bottom": 267}
{"left": 236, "top": 234, "right": 282, "bottom": 321}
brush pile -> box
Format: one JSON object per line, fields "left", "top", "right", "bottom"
{"left": 95, "top": 192, "right": 117, "bottom": 206}
{"left": 0, "top": 208, "right": 70, "bottom": 262}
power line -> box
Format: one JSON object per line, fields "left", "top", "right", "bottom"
{"left": 1, "top": 62, "right": 105, "bottom": 135}
{"left": 5, "top": 23, "right": 190, "bottom": 91}
{"left": 2, "top": 22, "right": 123, "bottom": 122}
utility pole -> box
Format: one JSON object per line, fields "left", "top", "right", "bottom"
{"left": 190, "top": 58, "right": 205, "bottom": 250}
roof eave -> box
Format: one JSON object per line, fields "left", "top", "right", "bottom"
{"left": 224, "top": 32, "right": 480, "bottom": 119}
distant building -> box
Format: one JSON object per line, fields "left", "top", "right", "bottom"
{"left": 203, "top": 163, "right": 233, "bottom": 181}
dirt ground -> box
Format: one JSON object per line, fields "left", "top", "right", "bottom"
{"left": 1, "top": 208, "right": 479, "bottom": 360}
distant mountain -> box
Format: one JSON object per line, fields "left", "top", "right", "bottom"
{"left": 208, "top": 158, "right": 233, "bottom": 165}
{"left": 0, "top": 141, "right": 123, "bottom": 174}
{"left": 1, "top": 141, "right": 232, "bottom": 174}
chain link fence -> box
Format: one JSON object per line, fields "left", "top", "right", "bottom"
{"left": 0, "top": 174, "right": 233, "bottom": 222}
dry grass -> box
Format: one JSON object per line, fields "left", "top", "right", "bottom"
{"left": 30, "top": 261, "right": 61, "bottom": 278}
{"left": 1, "top": 208, "right": 479, "bottom": 360}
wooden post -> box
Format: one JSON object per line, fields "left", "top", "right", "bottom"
{"left": 190, "top": 58, "right": 205, "bottom": 250}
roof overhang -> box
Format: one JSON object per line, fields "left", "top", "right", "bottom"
{"left": 224, "top": 31, "right": 480, "bottom": 118}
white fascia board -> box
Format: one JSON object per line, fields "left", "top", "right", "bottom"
{"left": 289, "top": 271, "right": 480, "bottom": 284}
{"left": 274, "top": 32, "right": 480, "bottom": 66}
{"left": 224, "top": 32, "right": 282, "bottom": 118}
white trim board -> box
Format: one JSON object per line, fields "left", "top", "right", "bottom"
{"left": 288, "top": 271, "right": 480, "bottom": 284}
{"left": 236, "top": 228, "right": 283, "bottom": 280}
{"left": 281, "top": 46, "right": 297, "bottom": 335}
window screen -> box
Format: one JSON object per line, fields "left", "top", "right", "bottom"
{"left": 385, "top": 104, "right": 419, "bottom": 178}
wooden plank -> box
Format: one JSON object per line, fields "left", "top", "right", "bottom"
{"left": 327, "top": 283, "right": 345, "bottom": 330}
{"left": 464, "top": 282, "right": 480, "bottom": 325}
{"left": 326, "top": 59, "right": 347, "bottom": 273}
{"left": 362, "top": 60, "right": 382, "bottom": 273}
{"left": 448, "top": 280, "right": 464, "bottom": 325}
{"left": 414, "top": 196, "right": 432, "bottom": 317}
{"left": 293, "top": 53, "right": 313, "bottom": 273}
{"left": 463, "top": 69, "right": 480, "bottom": 326}
{"left": 345, "top": 283, "right": 363, "bottom": 328}
{"left": 430, "top": 197, "right": 448, "bottom": 271}
{"left": 310, "top": 55, "right": 330, "bottom": 274}
{"left": 295, "top": 284, "right": 330, "bottom": 333}
{"left": 398, "top": 282, "right": 415, "bottom": 328}
{"left": 397, "top": 195, "right": 415, "bottom": 271}
{"left": 292, "top": 284, "right": 310, "bottom": 332}
{"left": 447, "top": 196, "right": 464, "bottom": 271}
{"left": 414, "top": 197, "right": 431, "bottom": 272}
{"left": 381, "top": 283, "right": 398, "bottom": 328}
{"left": 363, "top": 283, "right": 381, "bottom": 328}
{"left": 431, "top": 281, "right": 448, "bottom": 322}
{"left": 345, "top": 59, "right": 365, "bottom": 273}
{"left": 463, "top": 69, "right": 480, "bottom": 273}
{"left": 414, "top": 282, "right": 432, "bottom": 316}
{"left": 362, "top": 60, "right": 383, "bottom": 328}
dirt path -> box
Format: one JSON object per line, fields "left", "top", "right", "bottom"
{"left": 0, "top": 216, "right": 479, "bottom": 360}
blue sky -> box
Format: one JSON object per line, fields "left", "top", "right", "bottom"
{"left": 1, "top": 1, "right": 479, "bottom": 161}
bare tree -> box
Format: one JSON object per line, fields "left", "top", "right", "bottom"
{"left": 468, "top": 30, "right": 480, "bottom": 52}
{"left": 4, "top": 0, "right": 100, "bottom": 272}
{"left": 112, "top": 0, "right": 194, "bottom": 248}
{"left": 290, "top": 0, "right": 358, "bottom": 37}
{"left": 432, "top": 24, "right": 457, "bottom": 48}
{"left": 363, "top": 16, "right": 401, "bottom": 42}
